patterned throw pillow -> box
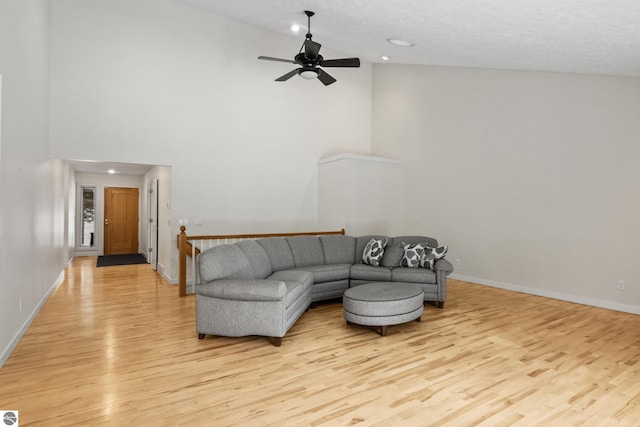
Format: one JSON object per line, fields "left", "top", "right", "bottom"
{"left": 400, "top": 243, "right": 426, "bottom": 268}
{"left": 420, "top": 246, "right": 448, "bottom": 270}
{"left": 362, "top": 238, "right": 388, "bottom": 266}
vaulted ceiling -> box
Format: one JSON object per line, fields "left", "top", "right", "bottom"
{"left": 176, "top": 0, "right": 640, "bottom": 77}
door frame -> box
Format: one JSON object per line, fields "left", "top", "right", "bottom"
{"left": 74, "top": 182, "right": 102, "bottom": 255}
{"left": 74, "top": 181, "right": 143, "bottom": 256}
{"left": 147, "top": 179, "right": 159, "bottom": 270}
{"left": 75, "top": 184, "right": 98, "bottom": 253}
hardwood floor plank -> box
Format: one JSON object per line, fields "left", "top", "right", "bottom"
{"left": 1, "top": 256, "right": 640, "bottom": 425}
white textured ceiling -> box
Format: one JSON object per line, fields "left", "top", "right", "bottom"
{"left": 176, "top": 0, "right": 640, "bottom": 77}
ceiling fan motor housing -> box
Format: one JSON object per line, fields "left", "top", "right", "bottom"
{"left": 296, "top": 52, "right": 322, "bottom": 67}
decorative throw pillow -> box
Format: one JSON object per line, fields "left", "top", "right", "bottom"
{"left": 362, "top": 238, "right": 388, "bottom": 266}
{"left": 400, "top": 242, "right": 426, "bottom": 268}
{"left": 420, "top": 245, "right": 448, "bottom": 270}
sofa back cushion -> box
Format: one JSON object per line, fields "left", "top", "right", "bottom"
{"left": 380, "top": 242, "right": 404, "bottom": 267}
{"left": 236, "top": 240, "right": 272, "bottom": 279}
{"left": 355, "top": 235, "right": 390, "bottom": 265}
{"left": 391, "top": 235, "right": 438, "bottom": 249}
{"left": 320, "top": 235, "right": 356, "bottom": 265}
{"left": 198, "top": 244, "right": 253, "bottom": 283}
{"left": 257, "top": 237, "right": 296, "bottom": 272}
{"left": 286, "top": 236, "right": 325, "bottom": 267}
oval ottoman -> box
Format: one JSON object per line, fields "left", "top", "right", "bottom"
{"left": 343, "top": 282, "right": 424, "bottom": 336}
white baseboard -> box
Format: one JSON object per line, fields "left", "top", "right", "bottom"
{"left": 163, "top": 272, "right": 176, "bottom": 285}
{"left": 157, "top": 263, "right": 193, "bottom": 291}
{"left": 155, "top": 263, "right": 173, "bottom": 285}
{"left": 0, "top": 271, "right": 65, "bottom": 369}
{"left": 162, "top": 275, "right": 195, "bottom": 295}
{"left": 449, "top": 273, "right": 640, "bottom": 315}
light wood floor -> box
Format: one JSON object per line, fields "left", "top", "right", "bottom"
{"left": 1, "top": 257, "right": 640, "bottom": 426}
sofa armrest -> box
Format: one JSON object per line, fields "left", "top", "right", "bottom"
{"left": 196, "top": 279, "right": 287, "bottom": 301}
{"left": 434, "top": 258, "right": 454, "bottom": 275}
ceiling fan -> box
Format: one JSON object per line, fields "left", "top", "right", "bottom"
{"left": 258, "top": 10, "right": 360, "bottom": 86}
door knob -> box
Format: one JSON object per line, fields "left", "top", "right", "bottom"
{"left": 105, "top": 219, "right": 109, "bottom": 225}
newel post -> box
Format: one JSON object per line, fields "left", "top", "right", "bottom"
{"left": 178, "top": 225, "right": 187, "bottom": 297}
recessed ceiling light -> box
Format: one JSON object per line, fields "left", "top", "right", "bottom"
{"left": 387, "top": 38, "right": 414, "bottom": 47}
{"left": 108, "top": 169, "right": 116, "bottom": 174}
{"left": 381, "top": 56, "right": 390, "bottom": 61}
{"left": 291, "top": 24, "right": 301, "bottom": 32}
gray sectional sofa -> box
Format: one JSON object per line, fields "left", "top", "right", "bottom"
{"left": 196, "top": 234, "right": 453, "bottom": 346}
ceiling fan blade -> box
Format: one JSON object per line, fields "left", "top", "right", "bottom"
{"left": 258, "top": 56, "right": 297, "bottom": 64}
{"left": 317, "top": 69, "right": 336, "bottom": 86}
{"left": 304, "top": 39, "right": 321, "bottom": 60}
{"left": 275, "top": 69, "right": 300, "bottom": 82}
{"left": 320, "top": 58, "right": 361, "bottom": 68}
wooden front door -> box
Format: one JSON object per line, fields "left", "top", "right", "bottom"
{"left": 104, "top": 187, "right": 139, "bottom": 255}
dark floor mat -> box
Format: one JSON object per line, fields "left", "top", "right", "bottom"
{"left": 96, "top": 253, "right": 147, "bottom": 267}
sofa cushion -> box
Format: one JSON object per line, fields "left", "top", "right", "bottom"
{"left": 268, "top": 270, "right": 313, "bottom": 308}
{"left": 380, "top": 243, "right": 403, "bottom": 268}
{"left": 257, "top": 238, "right": 295, "bottom": 272}
{"left": 311, "top": 280, "right": 350, "bottom": 300}
{"left": 361, "top": 238, "right": 388, "bottom": 266}
{"left": 320, "top": 235, "right": 356, "bottom": 264}
{"left": 236, "top": 240, "right": 272, "bottom": 279}
{"left": 391, "top": 235, "right": 438, "bottom": 249}
{"left": 292, "top": 264, "right": 351, "bottom": 283}
{"left": 198, "top": 244, "right": 254, "bottom": 282}
{"left": 355, "top": 235, "right": 390, "bottom": 264}
{"left": 391, "top": 267, "right": 437, "bottom": 284}
{"left": 420, "top": 246, "right": 448, "bottom": 270}
{"left": 350, "top": 264, "right": 392, "bottom": 282}
{"left": 400, "top": 242, "right": 426, "bottom": 268}
{"left": 286, "top": 236, "right": 325, "bottom": 267}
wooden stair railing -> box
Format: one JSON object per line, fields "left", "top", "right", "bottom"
{"left": 177, "top": 226, "right": 345, "bottom": 297}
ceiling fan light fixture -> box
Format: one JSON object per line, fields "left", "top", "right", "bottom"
{"left": 387, "top": 38, "right": 414, "bottom": 47}
{"left": 299, "top": 69, "right": 318, "bottom": 80}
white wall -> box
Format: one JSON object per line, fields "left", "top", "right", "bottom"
{"left": 0, "top": 0, "right": 70, "bottom": 367}
{"left": 48, "top": 0, "right": 373, "bottom": 280}
{"left": 74, "top": 172, "right": 144, "bottom": 256}
{"left": 372, "top": 64, "right": 640, "bottom": 313}
{"left": 318, "top": 154, "right": 404, "bottom": 236}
